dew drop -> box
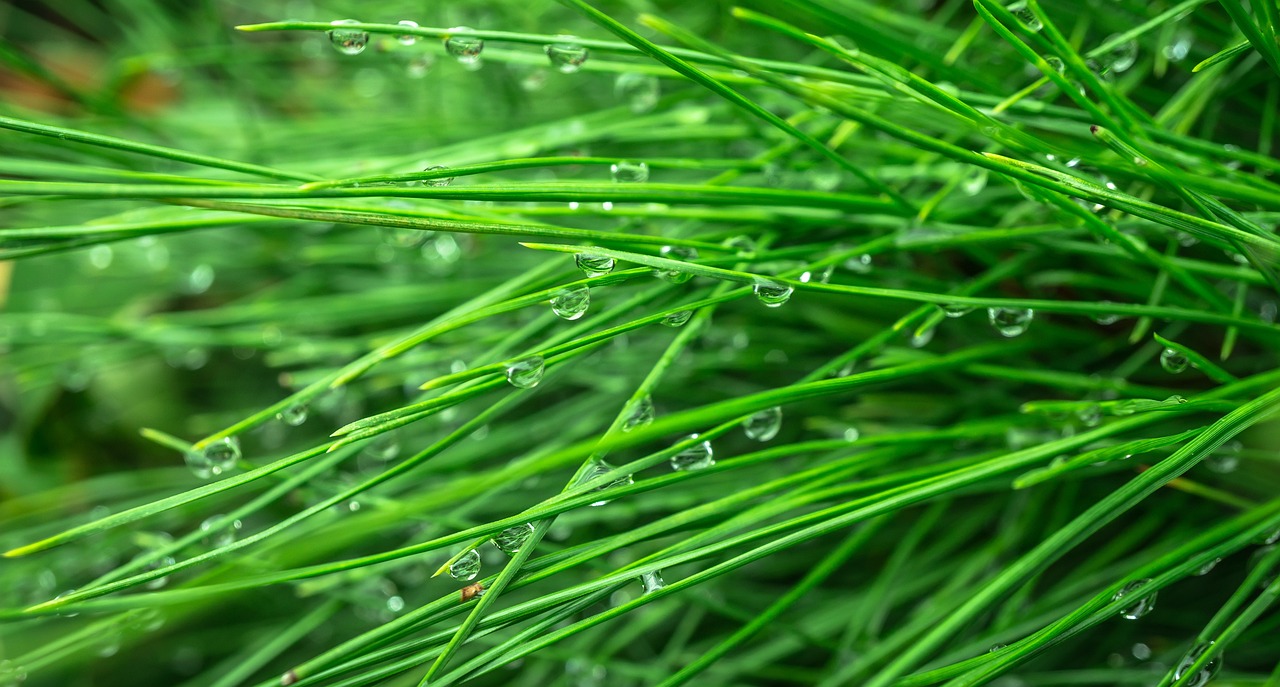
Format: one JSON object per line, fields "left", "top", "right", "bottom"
{"left": 844, "top": 253, "right": 872, "bottom": 274}
{"left": 550, "top": 285, "right": 590, "bottom": 320}
{"left": 753, "top": 279, "right": 794, "bottom": 308}
{"left": 575, "top": 253, "right": 615, "bottom": 278}
{"left": 1009, "top": 3, "right": 1043, "bottom": 32}
{"left": 960, "top": 168, "right": 988, "bottom": 196}
{"left": 448, "top": 549, "right": 482, "bottom": 581}
{"left": 1105, "top": 35, "right": 1138, "bottom": 73}
{"left": 545, "top": 38, "right": 589, "bottom": 74}
{"left": 670, "top": 434, "right": 714, "bottom": 471}
{"left": 200, "top": 514, "right": 243, "bottom": 548}
{"left": 610, "top": 161, "right": 649, "bottom": 183}
{"left": 421, "top": 165, "right": 454, "bottom": 187}
{"left": 615, "top": 72, "right": 660, "bottom": 113}
{"left": 622, "top": 395, "right": 655, "bottom": 432}
{"left": 492, "top": 523, "right": 535, "bottom": 555}
{"left": 656, "top": 246, "right": 697, "bottom": 284}
{"left": 184, "top": 437, "right": 241, "bottom": 479}
{"left": 639, "top": 570, "right": 665, "bottom": 594}
{"left": 940, "top": 303, "right": 974, "bottom": 318}
{"left": 276, "top": 404, "right": 308, "bottom": 426}
{"left": 987, "top": 307, "right": 1033, "bottom": 337}
{"left": 395, "top": 20, "right": 419, "bottom": 45}
{"left": 327, "top": 19, "right": 369, "bottom": 56}
{"left": 1112, "top": 579, "right": 1157, "bottom": 620}
{"left": 1173, "top": 642, "right": 1221, "bottom": 687}
{"left": 743, "top": 406, "right": 782, "bottom": 442}
{"left": 1205, "top": 440, "right": 1241, "bottom": 474}
{"left": 1195, "top": 557, "right": 1222, "bottom": 576}
{"left": 505, "top": 356, "right": 545, "bottom": 389}
{"left": 662, "top": 310, "right": 693, "bottom": 328}
{"left": 579, "top": 458, "right": 634, "bottom": 506}
{"left": 444, "top": 27, "right": 484, "bottom": 64}
{"left": 1160, "top": 347, "right": 1189, "bottom": 374}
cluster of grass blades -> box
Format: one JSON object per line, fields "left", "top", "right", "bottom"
{"left": 1, "top": 0, "right": 1279, "bottom": 685}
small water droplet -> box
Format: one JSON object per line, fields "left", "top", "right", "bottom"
{"left": 987, "top": 307, "right": 1034, "bottom": 337}
{"left": 1105, "top": 35, "right": 1138, "bottom": 73}
{"left": 610, "top": 161, "right": 649, "bottom": 183}
{"left": 1160, "top": 347, "right": 1189, "bottom": 374}
{"left": 327, "top": 19, "right": 369, "bottom": 56}
{"left": 492, "top": 523, "right": 535, "bottom": 555}
{"left": 276, "top": 404, "right": 308, "bottom": 426}
{"left": 200, "top": 514, "right": 243, "bottom": 548}
{"left": 1206, "top": 440, "right": 1241, "bottom": 474}
{"left": 662, "top": 310, "right": 693, "bottom": 327}
{"left": 420, "top": 165, "right": 453, "bottom": 187}
{"left": 449, "top": 549, "right": 482, "bottom": 581}
{"left": 989, "top": 644, "right": 1007, "bottom": 653}
{"left": 1173, "top": 642, "right": 1221, "bottom": 687}
{"left": 1009, "top": 3, "right": 1043, "bottom": 32}
{"left": 614, "top": 72, "right": 660, "bottom": 113}
{"left": 88, "top": 244, "right": 113, "bottom": 270}
{"left": 844, "top": 253, "right": 872, "bottom": 274}
{"left": 623, "top": 395, "right": 655, "bottom": 432}
{"left": 639, "top": 570, "right": 665, "bottom": 594}
{"left": 910, "top": 327, "right": 935, "bottom": 348}
{"left": 132, "top": 532, "right": 177, "bottom": 589}
{"left": 551, "top": 285, "right": 590, "bottom": 320}
{"left": 545, "top": 38, "right": 589, "bottom": 73}
{"left": 1195, "top": 558, "right": 1222, "bottom": 576}
{"left": 505, "top": 356, "right": 545, "bottom": 389}
{"left": 444, "top": 27, "right": 484, "bottom": 64}
{"left": 753, "top": 279, "right": 794, "bottom": 308}
{"left": 396, "top": 20, "right": 419, "bottom": 46}
{"left": 940, "top": 303, "right": 974, "bottom": 318}
{"left": 744, "top": 407, "right": 782, "bottom": 442}
{"left": 1075, "top": 403, "right": 1102, "bottom": 427}
{"left": 670, "top": 434, "right": 714, "bottom": 471}
{"left": 184, "top": 437, "right": 241, "bottom": 479}
{"left": 185, "top": 264, "right": 215, "bottom": 294}
{"left": 656, "top": 246, "right": 697, "bottom": 284}
{"left": 579, "top": 458, "right": 634, "bottom": 506}
{"left": 1112, "top": 579, "right": 1157, "bottom": 620}
{"left": 960, "top": 168, "right": 988, "bottom": 196}
{"left": 575, "top": 253, "right": 615, "bottom": 277}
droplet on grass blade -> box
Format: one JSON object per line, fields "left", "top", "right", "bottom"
{"left": 448, "top": 549, "right": 481, "bottom": 581}
{"left": 940, "top": 303, "right": 974, "bottom": 318}
{"left": 420, "top": 165, "right": 453, "bottom": 187}
{"left": 395, "top": 20, "right": 419, "bottom": 46}
{"left": 551, "top": 285, "right": 590, "bottom": 320}
{"left": 276, "top": 404, "right": 308, "bottom": 426}
{"left": 545, "top": 39, "right": 589, "bottom": 73}
{"left": 1160, "top": 348, "right": 1189, "bottom": 374}
{"left": 575, "top": 253, "right": 615, "bottom": 278}
{"left": 623, "top": 395, "right": 655, "bottom": 432}
{"left": 578, "top": 458, "right": 634, "bottom": 506}
{"left": 200, "top": 515, "right": 243, "bottom": 548}
{"left": 614, "top": 72, "right": 660, "bottom": 113}
{"left": 753, "top": 279, "right": 793, "bottom": 308}
{"left": 610, "top": 161, "right": 649, "bottom": 183}
{"left": 184, "top": 437, "right": 241, "bottom": 479}
{"left": 670, "top": 434, "right": 714, "bottom": 471}
{"left": 505, "top": 356, "right": 545, "bottom": 389}
{"left": 1009, "top": 3, "right": 1043, "bottom": 32}
{"left": 1173, "top": 642, "right": 1221, "bottom": 687}
{"left": 743, "top": 407, "right": 782, "bottom": 442}
{"left": 444, "top": 27, "right": 483, "bottom": 64}
{"left": 662, "top": 310, "right": 693, "bottom": 328}
{"left": 1104, "top": 35, "right": 1138, "bottom": 73}
{"left": 1112, "top": 579, "right": 1157, "bottom": 620}
{"left": 987, "top": 307, "right": 1034, "bottom": 337}
{"left": 640, "top": 571, "right": 665, "bottom": 594}
{"left": 1205, "top": 440, "right": 1241, "bottom": 474}
{"left": 327, "top": 20, "right": 369, "bottom": 56}
{"left": 492, "top": 523, "right": 535, "bottom": 555}
{"left": 656, "top": 246, "right": 696, "bottom": 284}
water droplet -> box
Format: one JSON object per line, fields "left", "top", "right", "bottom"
{"left": 276, "top": 404, "right": 308, "bottom": 426}
{"left": 575, "top": 253, "right": 615, "bottom": 277}
{"left": 961, "top": 168, "right": 988, "bottom": 196}
{"left": 184, "top": 437, "right": 241, "bottom": 479}
{"left": 1206, "top": 440, "right": 1241, "bottom": 474}
{"left": 96, "top": 628, "right": 121, "bottom": 657}
{"left": 614, "top": 72, "right": 660, "bottom": 113}
{"left": 1105, "top": 35, "right": 1138, "bottom": 73}
{"left": 1075, "top": 403, "right": 1102, "bottom": 427}
{"left": 363, "top": 435, "right": 401, "bottom": 461}
{"left": 1173, "top": 642, "right": 1221, "bottom": 687}
{"left": 545, "top": 39, "right": 589, "bottom": 73}
{"left": 1009, "top": 3, "right": 1043, "bottom": 32}
{"left": 421, "top": 165, "right": 454, "bottom": 187}
{"left": 940, "top": 303, "right": 974, "bottom": 318}
{"left": 910, "top": 327, "right": 935, "bottom": 348}
{"left": 1160, "top": 348, "right": 1189, "bottom": 374}
{"left": 1195, "top": 558, "right": 1222, "bottom": 576}
{"left": 132, "top": 532, "right": 177, "bottom": 589}
{"left": 987, "top": 307, "right": 1034, "bottom": 337}
{"left": 0, "top": 661, "right": 28, "bottom": 685}
{"left": 662, "top": 310, "right": 693, "bottom": 327}
{"left": 1093, "top": 309, "right": 1121, "bottom": 325}
{"left": 444, "top": 27, "right": 484, "bottom": 64}
{"left": 505, "top": 356, "right": 545, "bottom": 389}
{"left": 406, "top": 54, "right": 435, "bottom": 78}
{"left": 656, "top": 246, "right": 697, "bottom": 284}
{"left": 844, "top": 253, "right": 872, "bottom": 274}
{"left": 449, "top": 549, "right": 482, "bottom": 581}
{"left": 623, "top": 395, "right": 655, "bottom": 432}
{"left": 1162, "top": 30, "right": 1194, "bottom": 62}
{"left": 396, "top": 20, "right": 419, "bottom": 46}
{"left": 1112, "top": 579, "right": 1157, "bottom": 620}
{"left": 640, "top": 570, "right": 665, "bottom": 594}
{"left": 989, "top": 644, "right": 1007, "bottom": 653}
{"left": 753, "top": 279, "right": 794, "bottom": 308}
{"left": 551, "top": 285, "right": 590, "bottom": 320}
{"left": 492, "top": 523, "right": 535, "bottom": 555}
{"left": 88, "top": 244, "right": 113, "bottom": 270}
{"left": 744, "top": 406, "right": 782, "bottom": 442}
{"left": 670, "top": 434, "right": 714, "bottom": 471}
{"left": 200, "top": 515, "right": 243, "bottom": 548}
{"left": 579, "top": 458, "right": 634, "bottom": 506}
{"left": 610, "top": 161, "right": 649, "bottom": 183}
{"left": 327, "top": 20, "right": 369, "bottom": 56}
{"left": 185, "top": 264, "right": 215, "bottom": 294}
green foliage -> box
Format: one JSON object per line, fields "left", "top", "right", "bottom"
{"left": 1, "top": 1, "right": 1279, "bottom": 686}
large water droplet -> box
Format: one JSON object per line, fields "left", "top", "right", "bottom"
{"left": 396, "top": 20, "right": 419, "bottom": 46}
{"left": 987, "top": 307, "right": 1034, "bottom": 337}
{"left": 449, "top": 549, "right": 482, "bottom": 581}
{"left": 505, "top": 356, "right": 545, "bottom": 389}
{"left": 1160, "top": 347, "right": 1188, "bottom": 374}
{"left": 575, "top": 253, "right": 615, "bottom": 278}
{"left": 1112, "top": 579, "right": 1157, "bottom": 620}
{"left": 614, "top": 72, "right": 660, "bottom": 113}
{"left": 753, "top": 279, "right": 794, "bottom": 308}
{"left": 328, "top": 19, "right": 369, "bottom": 56}
{"left": 1009, "top": 3, "right": 1043, "bottom": 32}
{"left": 545, "top": 39, "right": 589, "bottom": 73}
{"left": 670, "top": 434, "right": 714, "bottom": 471}
{"left": 579, "top": 458, "right": 634, "bottom": 506}
{"left": 184, "top": 437, "right": 241, "bottom": 479}
{"left": 276, "top": 404, "right": 309, "bottom": 426}
{"left": 200, "top": 514, "right": 243, "bottom": 548}
{"left": 744, "top": 406, "right": 782, "bottom": 442}
{"left": 444, "top": 27, "right": 484, "bottom": 64}
{"left": 1173, "top": 642, "right": 1221, "bottom": 687}
{"left": 940, "top": 303, "right": 974, "bottom": 318}
{"left": 551, "top": 285, "right": 590, "bottom": 320}
{"left": 662, "top": 310, "right": 693, "bottom": 327}
{"left": 492, "top": 523, "right": 535, "bottom": 555}
{"left": 622, "top": 395, "right": 655, "bottom": 432}
{"left": 656, "top": 246, "right": 697, "bottom": 284}
{"left": 639, "top": 571, "right": 665, "bottom": 594}
{"left": 611, "top": 161, "right": 649, "bottom": 183}
{"left": 1105, "top": 34, "right": 1138, "bottom": 73}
